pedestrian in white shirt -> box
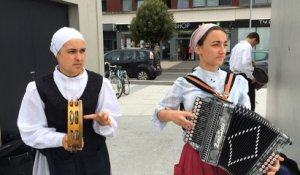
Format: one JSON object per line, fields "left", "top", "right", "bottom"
{"left": 17, "top": 27, "right": 121, "bottom": 175}
{"left": 229, "top": 32, "right": 260, "bottom": 111}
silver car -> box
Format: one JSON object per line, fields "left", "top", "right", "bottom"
{"left": 220, "top": 50, "right": 269, "bottom": 73}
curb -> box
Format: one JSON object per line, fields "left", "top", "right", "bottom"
{"left": 162, "top": 68, "right": 192, "bottom": 72}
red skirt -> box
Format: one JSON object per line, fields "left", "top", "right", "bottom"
{"left": 174, "top": 143, "right": 229, "bottom": 175}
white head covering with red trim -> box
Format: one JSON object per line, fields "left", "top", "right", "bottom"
{"left": 189, "top": 23, "right": 217, "bottom": 51}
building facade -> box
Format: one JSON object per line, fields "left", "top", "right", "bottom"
{"left": 102, "top": 0, "right": 271, "bottom": 60}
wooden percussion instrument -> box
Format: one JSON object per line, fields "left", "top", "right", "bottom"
{"left": 67, "top": 100, "right": 83, "bottom": 151}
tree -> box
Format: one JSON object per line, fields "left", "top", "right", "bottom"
{"left": 129, "top": 0, "right": 175, "bottom": 47}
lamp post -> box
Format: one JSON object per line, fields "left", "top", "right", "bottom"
{"left": 249, "top": 0, "right": 253, "bottom": 32}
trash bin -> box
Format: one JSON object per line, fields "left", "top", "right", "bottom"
{"left": 0, "top": 131, "right": 35, "bottom": 175}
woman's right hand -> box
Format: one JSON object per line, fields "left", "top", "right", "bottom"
{"left": 158, "top": 109, "right": 195, "bottom": 130}
{"left": 62, "top": 134, "right": 84, "bottom": 151}
{"left": 172, "top": 111, "right": 196, "bottom": 130}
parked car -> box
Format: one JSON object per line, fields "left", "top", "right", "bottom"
{"left": 220, "top": 50, "right": 269, "bottom": 73}
{"left": 104, "top": 48, "right": 162, "bottom": 80}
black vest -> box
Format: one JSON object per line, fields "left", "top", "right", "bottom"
{"left": 36, "top": 70, "right": 110, "bottom": 175}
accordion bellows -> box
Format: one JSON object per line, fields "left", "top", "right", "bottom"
{"left": 184, "top": 97, "right": 292, "bottom": 175}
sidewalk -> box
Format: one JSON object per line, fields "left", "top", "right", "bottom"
{"left": 161, "top": 60, "right": 199, "bottom": 72}
{"left": 107, "top": 85, "right": 183, "bottom": 175}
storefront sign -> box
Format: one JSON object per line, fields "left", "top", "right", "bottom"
{"left": 258, "top": 19, "right": 271, "bottom": 26}
{"left": 176, "top": 23, "right": 191, "bottom": 30}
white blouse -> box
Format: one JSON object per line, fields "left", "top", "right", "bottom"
{"left": 17, "top": 67, "right": 121, "bottom": 175}
{"left": 152, "top": 66, "right": 250, "bottom": 129}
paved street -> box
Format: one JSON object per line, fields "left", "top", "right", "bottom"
{"left": 106, "top": 81, "right": 267, "bottom": 175}
{"left": 107, "top": 85, "right": 183, "bottom": 175}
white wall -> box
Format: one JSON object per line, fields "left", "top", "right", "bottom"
{"left": 267, "top": 0, "right": 300, "bottom": 164}
{"left": 57, "top": 0, "right": 104, "bottom": 74}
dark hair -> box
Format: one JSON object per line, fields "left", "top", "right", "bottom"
{"left": 197, "top": 26, "right": 226, "bottom": 46}
{"left": 247, "top": 32, "right": 260, "bottom": 44}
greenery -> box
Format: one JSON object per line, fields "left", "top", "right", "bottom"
{"left": 129, "top": 0, "right": 175, "bottom": 47}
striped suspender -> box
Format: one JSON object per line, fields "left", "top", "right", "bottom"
{"left": 184, "top": 73, "right": 235, "bottom": 101}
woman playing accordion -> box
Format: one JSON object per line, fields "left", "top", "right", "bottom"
{"left": 152, "top": 24, "right": 283, "bottom": 175}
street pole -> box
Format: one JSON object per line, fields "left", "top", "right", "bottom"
{"left": 249, "top": 0, "right": 253, "bottom": 32}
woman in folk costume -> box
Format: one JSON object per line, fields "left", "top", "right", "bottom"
{"left": 17, "top": 27, "right": 121, "bottom": 175}
{"left": 152, "top": 24, "right": 282, "bottom": 175}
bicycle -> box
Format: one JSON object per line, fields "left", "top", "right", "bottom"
{"left": 105, "top": 62, "right": 123, "bottom": 98}
{"left": 105, "top": 62, "right": 130, "bottom": 98}
{"left": 117, "top": 67, "right": 130, "bottom": 96}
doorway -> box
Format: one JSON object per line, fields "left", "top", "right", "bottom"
{"left": 0, "top": 0, "right": 68, "bottom": 132}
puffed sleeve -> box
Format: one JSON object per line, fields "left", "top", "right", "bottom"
{"left": 152, "top": 77, "right": 185, "bottom": 129}
{"left": 92, "top": 78, "right": 121, "bottom": 137}
{"left": 17, "top": 82, "right": 65, "bottom": 149}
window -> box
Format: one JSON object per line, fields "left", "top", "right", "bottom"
{"left": 137, "top": 0, "right": 144, "bottom": 9}
{"left": 102, "top": 0, "right": 107, "bottom": 11}
{"left": 237, "top": 27, "right": 270, "bottom": 50}
{"left": 122, "top": 0, "right": 132, "bottom": 11}
{"left": 122, "top": 50, "right": 135, "bottom": 61}
{"left": 253, "top": 52, "right": 268, "bottom": 61}
{"left": 255, "top": 0, "right": 270, "bottom": 4}
{"left": 193, "top": 0, "right": 205, "bottom": 7}
{"left": 177, "top": 0, "right": 188, "bottom": 9}
{"left": 240, "top": 0, "right": 271, "bottom": 6}
{"left": 219, "top": 0, "right": 231, "bottom": 6}
{"left": 137, "top": 51, "right": 146, "bottom": 60}
{"left": 239, "top": 0, "right": 250, "bottom": 5}
{"left": 105, "top": 51, "right": 121, "bottom": 61}
{"left": 256, "top": 27, "right": 270, "bottom": 50}
{"left": 207, "top": 0, "right": 219, "bottom": 6}
{"left": 163, "top": 0, "right": 171, "bottom": 8}
{"left": 193, "top": 0, "right": 219, "bottom": 7}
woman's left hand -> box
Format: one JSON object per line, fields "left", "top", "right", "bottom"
{"left": 84, "top": 112, "right": 112, "bottom": 127}
{"left": 266, "top": 155, "right": 284, "bottom": 175}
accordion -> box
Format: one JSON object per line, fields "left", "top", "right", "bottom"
{"left": 184, "top": 97, "right": 292, "bottom": 175}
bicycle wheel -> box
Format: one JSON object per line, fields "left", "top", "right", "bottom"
{"left": 123, "top": 74, "right": 130, "bottom": 95}
{"left": 110, "top": 75, "right": 123, "bottom": 98}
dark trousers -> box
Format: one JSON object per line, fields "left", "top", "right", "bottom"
{"left": 239, "top": 73, "right": 256, "bottom": 111}
{"left": 246, "top": 78, "right": 256, "bottom": 111}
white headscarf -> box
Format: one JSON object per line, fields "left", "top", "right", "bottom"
{"left": 50, "top": 27, "right": 85, "bottom": 56}
{"left": 189, "top": 23, "right": 217, "bottom": 51}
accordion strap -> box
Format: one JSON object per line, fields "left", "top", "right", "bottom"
{"left": 185, "top": 73, "right": 235, "bottom": 101}
{"left": 224, "top": 73, "right": 235, "bottom": 97}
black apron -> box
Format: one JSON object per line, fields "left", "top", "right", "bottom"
{"left": 36, "top": 70, "right": 110, "bottom": 175}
